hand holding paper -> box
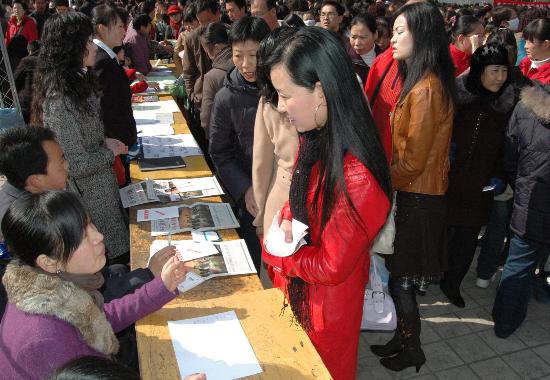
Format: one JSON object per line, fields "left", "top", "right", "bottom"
{"left": 264, "top": 214, "right": 308, "bottom": 257}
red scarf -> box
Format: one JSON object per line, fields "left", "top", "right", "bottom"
{"left": 169, "top": 19, "right": 182, "bottom": 35}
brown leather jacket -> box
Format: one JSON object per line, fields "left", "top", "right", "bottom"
{"left": 390, "top": 72, "right": 454, "bottom": 195}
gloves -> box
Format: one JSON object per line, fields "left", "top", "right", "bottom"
{"left": 489, "top": 177, "right": 505, "bottom": 195}
{"left": 449, "top": 142, "right": 457, "bottom": 166}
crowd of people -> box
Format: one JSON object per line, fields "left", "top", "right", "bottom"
{"left": 0, "top": 0, "right": 549, "bottom": 378}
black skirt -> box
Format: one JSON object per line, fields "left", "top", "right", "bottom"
{"left": 385, "top": 191, "right": 448, "bottom": 277}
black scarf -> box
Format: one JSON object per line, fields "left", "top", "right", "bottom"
{"left": 287, "top": 128, "right": 324, "bottom": 332}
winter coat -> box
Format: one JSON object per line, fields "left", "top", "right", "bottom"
{"left": 519, "top": 57, "right": 550, "bottom": 84}
{"left": 182, "top": 26, "right": 212, "bottom": 108}
{"left": 364, "top": 48, "right": 401, "bottom": 161}
{"left": 209, "top": 68, "right": 260, "bottom": 205}
{"left": 93, "top": 46, "right": 137, "bottom": 147}
{"left": 263, "top": 153, "right": 390, "bottom": 380}
{"left": 505, "top": 83, "right": 550, "bottom": 244}
{"left": 450, "top": 43, "right": 471, "bottom": 77}
{"left": 4, "top": 15, "right": 38, "bottom": 46}
{"left": 13, "top": 53, "right": 38, "bottom": 124}
{"left": 347, "top": 45, "right": 381, "bottom": 88}
{"left": 252, "top": 99, "right": 299, "bottom": 236}
{"left": 200, "top": 46, "right": 234, "bottom": 139}
{"left": 391, "top": 72, "right": 454, "bottom": 195}
{"left": 28, "top": 10, "right": 49, "bottom": 37}
{"left": 43, "top": 93, "right": 129, "bottom": 259}
{"left": 0, "top": 262, "right": 175, "bottom": 380}
{"left": 446, "top": 75, "right": 516, "bottom": 227}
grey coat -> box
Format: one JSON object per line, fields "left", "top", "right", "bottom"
{"left": 43, "top": 94, "right": 129, "bottom": 259}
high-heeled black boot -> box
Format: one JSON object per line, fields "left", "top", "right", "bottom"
{"left": 370, "top": 331, "right": 402, "bottom": 357}
{"left": 380, "top": 346, "right": 426, "bottom": 372}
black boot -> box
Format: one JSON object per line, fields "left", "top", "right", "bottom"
{"left": 380, "top": 346, "right": 426, "bottom": 372}
{"left": 380, "top": 277, "right": 426, "bottom": 372}
{"left": 370, "top": 331, "right": 402, "bottom": 357}
{"left": 440, "top": 279, "right": 465, "bottom": 308}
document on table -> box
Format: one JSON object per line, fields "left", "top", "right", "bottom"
{"left": 167, "top": 310, "right": 263, "bottom": 380}
{"left": 132, "top": 99, "right": 180, "bottom": 114}
{"left": 137, "top": 123, "right": 175, "bottom": 137}
{"left": 141, "top": 134, "right": 202, "bottom": 159}
{"left": 146, "top": 177, "right": 224, "bottom": 202}
{"left": 137, "top": 206, "right": 180, "bottom": 222}
{"left": 134, "top": 112, "right": 174, "bottom": 125}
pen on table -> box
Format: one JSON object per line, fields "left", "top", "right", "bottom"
{"left": 168, "top": 227, "right": 172, "bottom": 246}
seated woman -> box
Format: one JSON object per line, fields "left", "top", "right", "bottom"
{"left": 0, "top": 191, "right": 188, "bottom": 380}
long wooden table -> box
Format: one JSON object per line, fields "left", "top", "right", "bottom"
{"left": 130, "top": 92, "right": 331, "bottom": 379}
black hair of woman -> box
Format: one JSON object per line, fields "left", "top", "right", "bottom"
{"left": 350, "top": 12, "right": 377, "bottom": 34}
{"left": 262, "top": 27, "right": 392, "bottom": 230}
{"left": 257, "top": 25, "right": 301, "bottom": 104}
{"left": 450, "top": 14, "right": 482, "bottom": 43}
{"left": 523, "top": 18, "right": 550, "bottom": 43}
{"left": 30, "top": 12, "right": 95, "bottom": 126}
{"left": 46, "top": 356, "right": 141, "bottom": 380}
{"left": 283, "top": 13, "right": 305, "bottom": 28}
{"left": 466, "top": 43, "right": 511, "bottom": 96}
{"left": 200, "top": 21, "right": 230, "bottom": 45}
{"left": 486, "top": 27, "right": 518, "bottom": 66}
{"left": 228, "top": 15, "right": 271, "bottom": 45}
{"left": 1, "top": 191, "right": 89, "bottom": 267}
{"left": 392, "top": 2, "right": 457, "bottom": 108}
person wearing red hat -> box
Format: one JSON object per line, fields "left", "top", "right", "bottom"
{"left": 167, "top": 5, "right": 183, "bottom": 39}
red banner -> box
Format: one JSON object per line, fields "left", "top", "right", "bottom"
{"left": 493, "top": 1, "right": 549, "bottom": 6}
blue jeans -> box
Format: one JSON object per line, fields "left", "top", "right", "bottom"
{"left": 476, "top": 199, "right": 512, "bottom": 280}
{"left": 492, "top": 233, "right": 550, "bottom": 338}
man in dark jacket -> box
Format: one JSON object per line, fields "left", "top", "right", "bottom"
{"left": 209, "top": 16, "right": 270, "bottom": 272}
{"left": 492, "top": 82, "right": 550, "bottom": 338}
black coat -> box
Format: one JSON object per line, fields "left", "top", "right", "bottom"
{"left": 92, "top": 47, "right": 137, "bottom": 147}
{"left": 209, "top": 68, "right": 260, "bottom": 205}
{"left": 446, "top": 75, "right": 516, "bottom": 227}
{"left": 13, "top": 54, "right": 38, "bottom": 124}
{"left": 505, "top": 83, "right": 550, "bottom": 244}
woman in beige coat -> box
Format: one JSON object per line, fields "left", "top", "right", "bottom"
{"left": 252, "top": 98, "right": 299, "bottom": 238}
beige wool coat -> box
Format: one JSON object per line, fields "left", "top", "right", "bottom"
{"left": 252, "top": 98, "right": 299, "bottom": 236}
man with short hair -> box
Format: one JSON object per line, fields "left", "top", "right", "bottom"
{"left": 29, "top": 0, "right": 49, "bottom": 37}
{"left": 225, "top": 0, "right": 246, "bottom": 23}
{"left": 54, "top": 0, "right": 69, "bottom": 14}
{"left": 250, "top": 0, "right": 279, "bottom": 30}
{"left": 123, "top": 13, "right": 153, "bottom": 75}
{"left": 319, "top": 0, "right": 347, "bottom": 47}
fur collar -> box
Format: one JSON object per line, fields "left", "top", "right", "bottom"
{"left": 3, "top": 262, "right": 119, "bottom": 355}
{"left": 520, "top": 83, "right": 550, "bottom": 125}
{"left": 456, "top": 75, "right": 516, "bottom": 113}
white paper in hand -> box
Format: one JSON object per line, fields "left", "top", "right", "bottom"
{"left": 264, "top": 214, "right": 308, "bottom": 257}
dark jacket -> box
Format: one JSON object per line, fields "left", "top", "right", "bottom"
{"left": 29, "top": 10, "right": 49, "bottom": 37}
{"left": 209, "top": 68, "right": 260, "bottom": 204}
{"left": 13, "top": 54, "right": 38, "bottom": 124}
{"left": 92, "top": 47, "right": 137, "bottom": 147}
{"left": 347, "top": 45, "right": 381, "bottom": 88}
{"left": 182, "top": 26, "right": 212, "bottom": 109}
{"left": 200, "top": 46, "right": 234, "bottom": 138}
{"left": 505, "top": 83, "right": 550, "bottom": 244}
{"left": 446, "top": 75, "right": 516, "bottom": 227}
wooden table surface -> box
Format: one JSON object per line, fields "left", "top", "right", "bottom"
{"left": 130, "top": 89, "right": 330, "bottom": 380}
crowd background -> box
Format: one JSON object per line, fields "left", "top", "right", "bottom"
{"left": 0, "top": 0, "right": 549, "bottom": 379}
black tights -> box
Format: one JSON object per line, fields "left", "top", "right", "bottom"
{"left": 389, "top": 276, "right": 421, "bottom": 348}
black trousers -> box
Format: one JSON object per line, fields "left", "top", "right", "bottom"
{"left": 441, "top": 225, "right": 482, "bottom": 295}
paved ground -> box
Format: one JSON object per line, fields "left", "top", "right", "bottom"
{"left": 356, "top": 256, "right": 550, "bottom": 380}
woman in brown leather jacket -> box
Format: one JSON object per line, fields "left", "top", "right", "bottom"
{"left": 370, "top": 2, "right": 457, "bottom": 373}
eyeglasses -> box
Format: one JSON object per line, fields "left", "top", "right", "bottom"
{"left": 320, "top": 12, "right": 338, "bottom": 19}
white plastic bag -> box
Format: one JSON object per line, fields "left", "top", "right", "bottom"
{"left": 371, "top": 192, "right": 397, "bottom": 255}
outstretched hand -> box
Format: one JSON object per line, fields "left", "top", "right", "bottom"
{"left": 161, "top": 256, "right": 190, "bottom": 292}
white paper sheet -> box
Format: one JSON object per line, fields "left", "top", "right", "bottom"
{"left": 132, "top": 99, "right": 180, "bottom": 114}
{"left": 119, "top": 181, "right": 151, "bottom": 208}
{"left": 141, "top": 134, "right": 202, "bottom": 159}
{"left": 265, "top": 215, "right": 309, "bottom": 257}
{"left": 167, "top": 311, "right": 263, "bottom": 380}
{"left": 137, "top": 123, "right": 175, "bottom": 137}
{"left": 137, "top": 206, "right": 180, "bottom": 222}
{"left": 134, "top": 112, "right": 174, "bottom": 125}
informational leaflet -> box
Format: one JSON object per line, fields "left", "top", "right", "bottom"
{"left": 119, "top": 177, "right": 224, "bottom": 208}
{"left": 134, "top": 112, "right": 174, "bottom": 125}
{"left": 137, "top": 206, "right": 180, "bottom": 222}
{"left": 146, "top": 177, "right": 224, "bottom": 202}
{"left": 167, "top": 311, "right": 262, "bottom": 380}
{"left": 264, "top": 215, "right": 309, "bottom": 257}
{"left": 150, "top": 239, "right": 256, "bottom": 293}
{"left": 132, "top": 99, "right": 181, "bottom": 114}
{"left": 141, "top": 134, "right": 202, "bottom": 159}
{"left": 150, "top": 202, "right": 239, "bottom": 236}
{"left": 119, "top": 181, "right": 150, "bottom": 208}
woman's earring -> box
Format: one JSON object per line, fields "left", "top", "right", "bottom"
{"left": 314, "top": 103, "right": 326, "bottom": 130}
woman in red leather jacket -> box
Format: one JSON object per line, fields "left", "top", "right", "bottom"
{"left": 261, "top": 27, "right": 392, "bottom": 380}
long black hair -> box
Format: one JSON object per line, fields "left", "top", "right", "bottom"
{"left": 31, "top": 12, "right": 95, "bottom": 126}
{"left": 393, "top": 2, "right": 457, "bottom": 109}
{"left": 265, "top": 27, "right": 391, "bottom": 231}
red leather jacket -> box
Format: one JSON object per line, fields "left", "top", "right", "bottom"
{"left": 263, "top": 153, "right": 390, "bottom": 380}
